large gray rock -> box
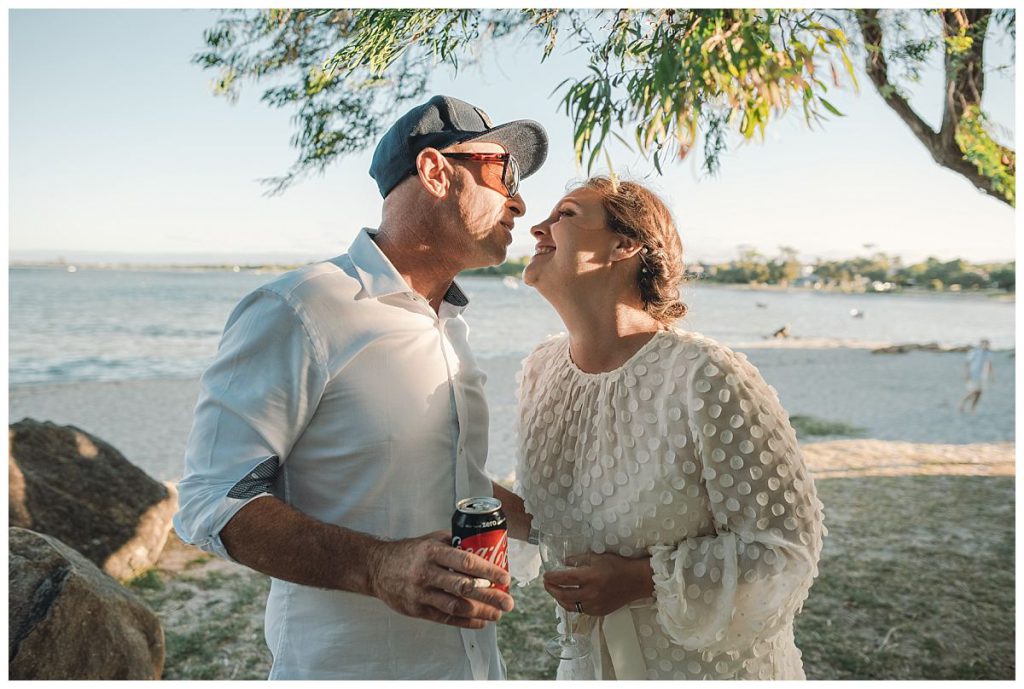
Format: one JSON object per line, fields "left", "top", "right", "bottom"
{"left": 9, "top": 418, "right": 178, "bottom": 581}
{"left": 9, "top": 527, "right": 165, "bottom": 680}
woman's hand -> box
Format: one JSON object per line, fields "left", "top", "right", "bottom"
{"left": 542, "top": 552, "right": 654, "bottom": 617}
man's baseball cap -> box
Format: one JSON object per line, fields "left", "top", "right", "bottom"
{"left": 370, "top": 95, "right": 549, "bottom": 198}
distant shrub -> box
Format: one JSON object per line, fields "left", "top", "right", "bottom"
{"left": 790, "top": 415, "right": 866, "bottom": 438}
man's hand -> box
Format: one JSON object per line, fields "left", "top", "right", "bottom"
{"left": 367, "top": 530, "right": 514, "bottom": 629}
{"left": 543, "top": 552, "right": 654, "bottom": 618}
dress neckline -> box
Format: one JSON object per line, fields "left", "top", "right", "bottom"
{"left": 563, "top": 329, "right": 671, "bottom": 380}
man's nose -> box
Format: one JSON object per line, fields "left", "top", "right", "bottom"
{"left": 507, "top": 193, "right": 526, "bottom": 217}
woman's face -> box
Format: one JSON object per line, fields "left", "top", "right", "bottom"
{"left": 522, "top": 187, "right": 622, "bottom": 289}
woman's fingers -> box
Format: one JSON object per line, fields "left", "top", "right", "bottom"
{"left": 544, "top": 579, "right": 584, "bottom": 609}
{"left": 543, "top": 567, "right": 586, "bottom": 588}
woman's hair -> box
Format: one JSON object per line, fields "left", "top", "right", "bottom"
{"left": 577, "top": 176, "right": 687, "bottom": 323}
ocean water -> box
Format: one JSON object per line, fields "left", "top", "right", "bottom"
{"left": 8, "top": 266, "right": 1015, "bottom": 385}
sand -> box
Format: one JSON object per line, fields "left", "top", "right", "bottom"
{"left": 8, "top": 347, "right": 1015, "bottom": 483}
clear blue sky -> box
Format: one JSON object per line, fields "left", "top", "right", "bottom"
{"left": 8, "top": 9, "right": 1016, "bottom": 264}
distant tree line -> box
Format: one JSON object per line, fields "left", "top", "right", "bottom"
{"left": 461, "top": 257, "right": 532, "bottom": 278}
{"left": 462, "top": 250, "right": 1014, "bottom": 293}
{"left": 694, "top": 246, "right": 1014, "bottom": 292}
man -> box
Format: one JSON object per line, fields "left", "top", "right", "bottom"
{"left": 959, "top": 338, "right": 994, "bottom": 413}
{"left": 173, "top": 95, "right": 546, "bottom": 679}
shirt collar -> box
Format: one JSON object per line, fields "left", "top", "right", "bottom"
{"left": 347, "top": 228, "right": 471, "bottom": 310}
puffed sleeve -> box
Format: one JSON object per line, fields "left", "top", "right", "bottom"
{"left": 173, "top": 287, "right": 329, "bottom": 562}
{"left": 647, "top": 343, "right": 825, "bottom": 651}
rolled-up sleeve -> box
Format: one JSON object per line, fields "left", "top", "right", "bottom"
{"left": 173, "top": 287, "right": 329, "bottom": 562}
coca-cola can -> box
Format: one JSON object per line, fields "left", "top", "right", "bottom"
{"left": 452, "top": 497, "right": 509, "bottom": 592}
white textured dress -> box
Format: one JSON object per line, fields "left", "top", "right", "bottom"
{"left": 514, "top": 328, "right": 825, "bottom": 680}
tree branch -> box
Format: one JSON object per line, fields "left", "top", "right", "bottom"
{"left": 855, "top": 10, "right": 940, "bottom": 152}
{"left": 857, "top": 8, "right": 1011, "bottom": 205}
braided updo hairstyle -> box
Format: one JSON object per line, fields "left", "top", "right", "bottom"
{"left": 578, "top": 176, "right": 687, "bottom": 324}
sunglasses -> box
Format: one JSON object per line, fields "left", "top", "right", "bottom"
{"left": 441, "top": 152, "right": 521, "bottom": 198}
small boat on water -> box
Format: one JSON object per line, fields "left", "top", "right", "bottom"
{"left": 850, "top": 309, "right": 865, "bottom": 318}
{"left": 502, "top": 276, "right": 519, "bottom": 290}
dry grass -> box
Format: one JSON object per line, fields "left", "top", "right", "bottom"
{"left": 129, "top": 536, "right": 271, "bottom": 680}
{"left": 137, "top": 441, "right": 1015, "bottom": 680}
{"left": 796, "top": 474, "right": 1014, "bottom": 680}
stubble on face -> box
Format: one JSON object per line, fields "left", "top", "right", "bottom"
{"left": 443, "top": 145, "right": 515, "bottom": 270}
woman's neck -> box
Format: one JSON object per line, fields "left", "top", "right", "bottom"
{"left": 553, "top": 293, "right": 666, "bottom": 374}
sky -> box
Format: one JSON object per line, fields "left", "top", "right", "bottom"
{"left": 7, "top": 8, "right": 1018, "bottom": 265}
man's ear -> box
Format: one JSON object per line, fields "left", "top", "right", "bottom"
{"left": 610, "top": 234, "right": 644, "bottom": 263}
{"left": 414, "top": 148, "right": 451, "bottom": 199}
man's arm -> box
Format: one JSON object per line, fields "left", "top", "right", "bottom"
{"left": 220, "top": 496, "right": 514, "bottom": 629}
{"left": 492, "top": 482, "right": 532, "bottom": 541}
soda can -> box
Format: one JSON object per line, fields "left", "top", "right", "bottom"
{"left": 452, "top": 497, "right": 509, "bottom": 592}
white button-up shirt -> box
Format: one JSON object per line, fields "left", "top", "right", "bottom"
{"left": 173, "top": 228, "right": 502, "bottom": 680}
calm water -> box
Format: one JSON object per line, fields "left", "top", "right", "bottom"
{"left": 9, "top": 267, "right": 1015, "bottom": 385}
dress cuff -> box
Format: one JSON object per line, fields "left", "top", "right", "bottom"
{"left": 507, "top": 538, "right": 542, "bottom": 587}
{"left": 648, "top": 544, "right": 689, "bottom": 644}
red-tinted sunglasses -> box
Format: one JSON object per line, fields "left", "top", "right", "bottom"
{"left": 441, "top": 152, "right": 521, "bottom": 198}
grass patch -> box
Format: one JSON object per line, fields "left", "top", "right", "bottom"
{"left": 126, "top": 569, "right": 164, "bottom": 592}
{"left": 185, "top": 554, "right": 213, "bottom": 570}
{"left": 791, "top": 414, "right": 866, "bottom": 438}
{"left": 497, "top": 582, "right": 561, "bottom": 680}
{"left": 135, "top": 566, "right": 272, "bottom": 680}
{"left": 795, "top": 475, "right": 1014, "bottom": 680}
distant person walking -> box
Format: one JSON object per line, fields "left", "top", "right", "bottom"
{"left": 959, "top": 339, "right": 994, "bottom": 413}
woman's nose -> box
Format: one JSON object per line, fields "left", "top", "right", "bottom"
{"left": 531, "top": 223, "right": 547, "bottom": 239}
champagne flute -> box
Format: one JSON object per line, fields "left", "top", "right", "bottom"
{"left": 538, "top": 526, "right": 592, "bottom": 660}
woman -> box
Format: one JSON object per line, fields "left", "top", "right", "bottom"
{"left": 510, "top": 176, "right": 825, "bottom": 680}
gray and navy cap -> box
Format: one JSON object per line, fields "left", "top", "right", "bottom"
{"left": 369, "top": 95, "right": 549, "bottom": 198}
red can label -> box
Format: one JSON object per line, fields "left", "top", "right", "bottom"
{"left": 452, "top": 530, "right": 509, "bottom": 592}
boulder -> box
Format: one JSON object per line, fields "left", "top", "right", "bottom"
{"left": 9, "top": 418, "right": 178, "bottom": 581}
{"left": 9, "top": 527, "right": 165, "bottom": 679}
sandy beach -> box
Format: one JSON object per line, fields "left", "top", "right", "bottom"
{"left": 9, "top": 345, "right": 1015, "bottom": 482}
{"left": 9, "top": 344, "right": 1016, "bottom": 679}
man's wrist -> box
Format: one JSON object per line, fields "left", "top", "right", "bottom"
{"left": 361, "top": 537, "right": 388, "bottom": 598}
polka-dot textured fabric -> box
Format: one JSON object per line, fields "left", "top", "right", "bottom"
{"left": 514, "top": 329, "right": 824, "bottom": 680}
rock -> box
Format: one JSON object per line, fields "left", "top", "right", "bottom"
{"left": 9, "top": 527, "right": 165, "bottom": 679}
{"left": 9, "top": 418, "right": 178, "bottom": 581}
{"left": 872, "top": 342, "right": 971, "bottom": 354}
